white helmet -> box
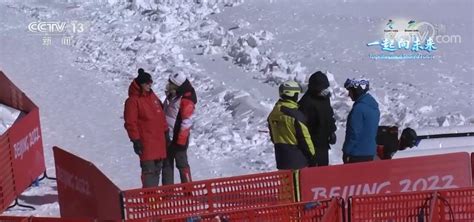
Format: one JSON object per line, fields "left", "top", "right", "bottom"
{"left": 279, "top": 80, "right": 302, "bottom": 98}
{"left": 169, "top": 73, "right": 187, "bottom": 86}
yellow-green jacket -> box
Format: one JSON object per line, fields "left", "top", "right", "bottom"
{"left": 267, "top": 99, "right": 316, "bottom": 169}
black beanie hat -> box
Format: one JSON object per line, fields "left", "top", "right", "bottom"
{"left": 399, "top": 127, "right": 418, "bottom": 150}
{"left": 308, "top": 71, "right": 330, "bottom": 92}
{"left": 135, "top": 68, "right": 153, "bottom": 84}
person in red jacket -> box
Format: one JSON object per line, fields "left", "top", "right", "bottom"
{"left": 124, "top": 68, "right": 169, "bottom": 188}
{"left": 162, "top": 72, "right": 197, "bottom": 185}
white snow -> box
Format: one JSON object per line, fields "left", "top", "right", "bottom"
{"left": 0, "top": 103, "right": 22, "bottom": 135}
{"left": 417, "top": 125, "right": 474, "bottom": 136}
{"left": 0, "top": 0, "right": 472, "bottom": 217}
{"left": 394, "top": 145, "right": 474, "bottom": 159}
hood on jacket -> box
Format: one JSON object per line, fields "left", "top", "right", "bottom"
{"left": 306, "top": 71, "right": 331, "bottom": 99}
{"left": 176, "top": 79, "right": 197, "bottom": 104}
{"left": 128, "top": 80, "right": 151, "bottom": 97}
{"left": 356, "top": 93, "right": 379, "bottom": 110}
{"left": 308, "top": 71, "right": 329, "bottom": 93}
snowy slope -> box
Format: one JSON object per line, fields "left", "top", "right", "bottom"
{"left": 0, "top": 0, "right": 473, "bottom": 217}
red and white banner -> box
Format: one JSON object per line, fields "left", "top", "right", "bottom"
{"left": 9, "top": 108, "right": 45, "bottom": 193}
{"left": 299, "top": 152, "right": 472, "bottom": 201}
{"left": 53, "top": 146, "right": 122, "bottom": 220}
{"left": 0, "top": 71, "right": 45, "bottom": 213}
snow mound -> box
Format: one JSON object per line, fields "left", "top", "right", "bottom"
{"left": 0, "top": 103, "right": 21, "bottom": 135}
{"left": 63, "top": 0, "right": 277, "bottom": 173}
{"left": 197, "top": 23, "right": 306, "bottom": 85}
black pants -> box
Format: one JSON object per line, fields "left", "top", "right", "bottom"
{"left": 343, "top": 154, "right": 374, "bottom": 164}
{"left": 140, "top": 159, "right": 163, "bottom": 188}
{"left": 314, "top": 148, "right": 329, "bottom": 166}
{"left": 162, "top": 148, "right": 191, "bottom": 185}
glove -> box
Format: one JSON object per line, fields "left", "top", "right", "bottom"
{"left": 328, "top": 132, "right": 337, "bottom": 145}
{"left": 342, "top": 153, "right": 349, "bottom": 163}
{"left": 131, "top": 139, "right": 143, "bottom": 155}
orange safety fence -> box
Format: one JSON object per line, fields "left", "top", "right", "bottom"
{"left": 471, "top": 153, "right": 474, "bottom": 183}
{"left": 0, "top": 216, "right": 27, "bottom": 222}
{"left": 0, "top": 134, "right": 15, "bottom": 213}
{"left": 349, "top": 187, "right": 474, "bottom": 222}
{"left": 348, "top": 190, "right": 438, "bottom": 222}
{"left": 299, "top": 152, "right": 472, "bottom": 202}
{"left": 321, "top": 198, "right": 345, "bottom": 222}
{"left": 0, "top": 216, "right": 95, "bottom": 222}
{"left": 121, "top": 170, "right": 295, "bottom": 221}
{"left": 437, "top": 187, "right": 474, "bottom": 221}
{"left": 162, "top": 198, "right": 344, "bottom": 222}
{"left": 53, "top": 147, "right": 122, "bottom": 221}
{"left": 0, "top": 71, "right": 46, "bottom": 214}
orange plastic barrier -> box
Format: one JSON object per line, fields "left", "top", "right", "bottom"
{"left": 0, "top": 216, "right": 95, "bottom": 222}
{"left": 349, "top": 187, "right": 474, "bottom": 222}
{"left": 349, "top": 190, "right": 439, "bottom": 222}
{"left": 438, "top": 187, "right": 474, "bottom": 221}
{"left": 30, "top": 218, "right": 95, "bottom": 222}
{"left": 0, "top": 71, "right": 46, "bottom": 213}
{"left": 0, "top": 216, "right": 28, "bottom": 222}
{"left": 471, "top": 153, "right": 474, "bottom": 183}
{"left": 121, "top": 170, "right": 295, "bottom": 221}
{"left": 321, "top": 198, "right": 345, "bottom": 222}
{"left": 53, "top": 147, "right": 122, "bottom": 221}
{"left": 299, "top": 152, "right": 472, "bottom": 201}
{"left": 0, "top": 134, "right": 16, "bottom": 213}
{"left": 162, "top": 198, "right": 343, "bottom": 222}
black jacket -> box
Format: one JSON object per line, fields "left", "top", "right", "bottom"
{"left": 298, "top": 92, "right": 337, "bottom": 150}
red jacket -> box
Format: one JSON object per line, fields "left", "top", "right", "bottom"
{"left": 124, "top": 81, "right": 168, "bottom": 161}
{"left": 164, "top": 80, "right": 197, "bottom": 147}
{"left": 164, "top": 93, "right": 195, "bottom": 146}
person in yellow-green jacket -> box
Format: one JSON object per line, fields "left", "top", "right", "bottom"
{"left": 267, "top": 80, "right": 316, "bottom": 170}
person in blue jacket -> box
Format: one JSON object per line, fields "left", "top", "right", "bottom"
{"left": 342, "top": 78, "right": 380, "bottom": 164}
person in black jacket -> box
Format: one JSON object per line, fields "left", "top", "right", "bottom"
{"left": 298, "top": 71, "right": 337, "bottom": 166}
{"left": 376, "top": 126, "right": 418, "bottom": 160}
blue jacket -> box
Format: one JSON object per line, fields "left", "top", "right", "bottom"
{"left": 343, "top": 93, "right": 380, "bottom": 156}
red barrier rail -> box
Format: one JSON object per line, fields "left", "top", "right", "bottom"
{"left": 30, "top": 218, "right": 95, "bottom": 222}
{"left": 0, "top": 216, "right": 95, "bottom": 222}
{"left": 349, "top": 190, "right": 438, "bottom": 222}
{"left": 122, "top": 170, "right": 295, "bottom": 221}
{"left": 8, "top": 108, "right": 44, "bottom": 194}
{"left": 162, "top": 198, "right": 343, "bottom": 222}
{"left": 0, "top": 71, "right": 46, "bottom": 213}
{"left": 438, "top": 187, "right": 474, "bottom": 221}
{"left": 471, "top": 153, "right": 474, "bottom": 183}
{"left": 349, "top": 187, "right": 474, "bottom": 222}
{"left": 53, "top": 147, "right": 122, "bottom": 221}
{"left": 0, "top": 216, "right": 28, "bottom": 222}
{"left": 0, "top": 133, "right": 16, "bottom": 213}
{"left": 299, "top": 152, "right": 472, "bottom": 202}
{"left": 321, "top": 198, "right": 345, "bottom": 222}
